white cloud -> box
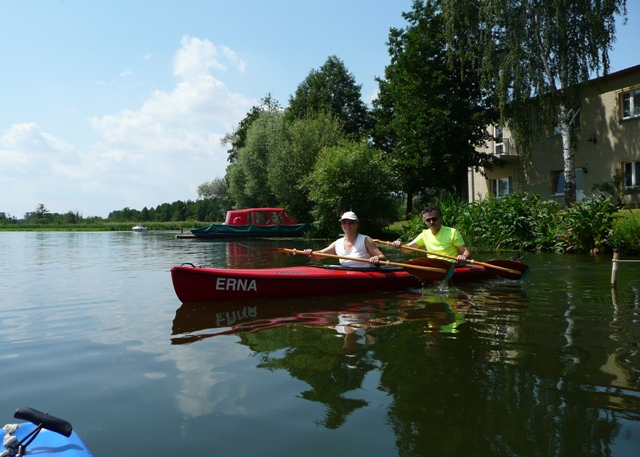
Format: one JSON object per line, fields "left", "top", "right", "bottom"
{"left": 1, "top": 36, "right": 256, "bottom": 218}
{"left": 0, "top": 123, "right": 74, "bottom": 175}
{"left": 90, "top": 35, "right": 253, "bottom": 148}
{"left": 174, "top": 35, "right": 246, "bottom": 77}
{"left": 1, "top": 122, "right": 73, "bottom": 154}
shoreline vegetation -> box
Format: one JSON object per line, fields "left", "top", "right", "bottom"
{"left": 1, "top": 197, "right": 639, "bottom": 256}
{"left": 0, "top": 222, "right": 192, "bottom": 232}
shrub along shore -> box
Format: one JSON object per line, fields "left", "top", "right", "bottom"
{"left": 396, "top": 193, "right": 640, "bottom": 256}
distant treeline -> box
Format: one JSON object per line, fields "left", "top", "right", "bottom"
{"left": 0, "top": 198, "right": 229, "bottom": 227}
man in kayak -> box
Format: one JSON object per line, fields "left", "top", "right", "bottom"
{"left": 392, "top": 206, "right": 470, "bottom": 263}
{"left": 304, "top": 211, "right": 387, "bottom": 267}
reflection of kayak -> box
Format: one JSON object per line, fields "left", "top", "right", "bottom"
{"left": 171, "top": 296, "right": 385, "bottom": 344}
{"left": 170, "top": 261, "right": 527, "bottom": 303}
{"left": 4, "top": 407, "right": 93, "bottom": 457}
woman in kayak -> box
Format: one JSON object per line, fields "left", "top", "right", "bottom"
{"left": 392, "top": 206, "right": 470, "bottom": 263}
{"left": 304, "top": 211, "right": 386, "bottom": 267}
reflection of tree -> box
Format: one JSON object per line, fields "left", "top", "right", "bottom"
{"left": 239, "top": 326, "right": 377, "bottom": 429}
{"left": 209, "top": 283, "right": 625, "bottom": 452}
{"left": 372, "top": 318, "right": 622, "bottom": 455}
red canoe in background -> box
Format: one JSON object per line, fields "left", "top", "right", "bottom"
{"left": 170, "top": 262, "right": 520, "bottom": 303}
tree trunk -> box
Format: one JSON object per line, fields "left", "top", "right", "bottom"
{"left": 560, "top": 106, "right": 576, "bottom": 205}
{"left": 455, "top": 164, "right": 469, "bottom": 200}
{"left": 406, "top": 190, "right": 414, "bottom": 214}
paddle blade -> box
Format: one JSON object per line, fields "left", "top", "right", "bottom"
{"left": 405, "top": 258, "right": 455, "bottom": 282}
{"left": 484, "top": 260, "right": 530, "bottom": 280}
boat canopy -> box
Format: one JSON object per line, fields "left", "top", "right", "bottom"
{"left": 225, "top": 208, "right": 300, "bottom": 226}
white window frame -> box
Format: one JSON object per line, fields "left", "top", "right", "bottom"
{"left": 494, "top": 126, "right": 504, "bottom": 155}
{"left": 490, "top": 177, "right": 512, "bottom": 198}
{"left": 551, "top": 168, "right": 584, "bottom": 197}
{"left": 623, "top": 160, "right": 640, "bottom": 188}
{"left": 621, "top": 89, "right": 640, "bottom": 120}
{"left": 553, "top": 112, "right": 581, "bottom": 135}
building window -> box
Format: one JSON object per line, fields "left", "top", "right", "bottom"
{"left": 490, "top": 177, "right": 512, "bottom": 198}
{"left": 494, "top": 126, "right": 504, "bottom": 155}
{"left": 553, "top": 112, "right": 581, "bottom": 135}
{"left": 623, "top": 160, "right": 640, "bottom": 188}
{"left": 551, "top": 168, "right": 584, "bottom": 196}
{"left": 621, "top": 89, "right": 640, "bottom": 120}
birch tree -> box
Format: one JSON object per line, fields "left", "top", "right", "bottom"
{"left": 442, "top": 0, "right": 627, "bottom": 204}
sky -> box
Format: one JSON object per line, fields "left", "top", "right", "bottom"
{"left": 1, "top": 0, "right": 638, "bottom": 219}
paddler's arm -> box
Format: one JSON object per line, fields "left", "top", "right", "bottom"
{"left": 364, "top": 236, "right": 386, "bottom": 265}
{"left": 456, "top": 245, "right": 471, "bottom": 263}
{"left": 392, "top": 237, "right": 419, "bottom": 253}
{"left": 304, "top": 242, "right": 337, "bottom": 260}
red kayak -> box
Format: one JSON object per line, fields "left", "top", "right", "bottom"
{"left": 170, "top": 262, "right": 517, "bottom": 303}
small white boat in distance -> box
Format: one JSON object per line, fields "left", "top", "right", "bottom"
{"left": 132, "top": 224, "right": 148, "bottom": 232}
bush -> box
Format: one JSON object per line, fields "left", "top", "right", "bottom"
{"left": 307, "top": 141, "right": 399, "bottom": 237}
{"left": 553, "top": 195, "right": 617, "bottom": 253}
{"left": 609, "top": 211, "right": 640, "bottom": 254}
{"left": 397, "top": 192, "right": 621, "bottom": 254}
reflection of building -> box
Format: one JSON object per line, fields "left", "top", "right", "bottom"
{"left": 469, "top": 64, "right": 640, "bottom": 208}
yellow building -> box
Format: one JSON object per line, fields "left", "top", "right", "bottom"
{"left": 469, "top": 64, "right": 640, "bottom": 208}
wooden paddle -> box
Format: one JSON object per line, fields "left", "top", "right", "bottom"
{"left": 373, "top": 239, "right": 530, "bottom": 281}
{"left": 280, "top": 248, "right": 455, "bottom": 282}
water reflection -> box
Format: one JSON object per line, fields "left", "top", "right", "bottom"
{"left": 3, "top": 233, "right": 640, "bottom": 455}
{"left": 170, "top": 286, "right": 533, "bottom": 431}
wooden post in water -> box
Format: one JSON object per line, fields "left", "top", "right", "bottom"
{"left": 611, "top": 249, "right": 619, "bottom": 287}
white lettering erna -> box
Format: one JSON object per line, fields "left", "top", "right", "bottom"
{"left": 216, "top": 277, "right": 257, "bottom": 291}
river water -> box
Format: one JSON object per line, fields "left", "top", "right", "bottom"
{"left": 0, "top": 231, "right": 639, "bottom": 456}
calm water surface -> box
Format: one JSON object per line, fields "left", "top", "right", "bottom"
{"left": 1, "top": 232, "right": 639, "bottom": 456}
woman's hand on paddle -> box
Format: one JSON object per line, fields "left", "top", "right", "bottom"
{"left": 370, "top": 255, "right": 382, "bottom": 265}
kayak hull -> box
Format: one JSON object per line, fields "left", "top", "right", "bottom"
{"left": 171, "top": 265, "right": 422, "bottom": 302}
{"left": 170, "top": 263, "right": 499, "bottom": 303}
{"left": 13, "top": 423, "right": 93, "bottom": 457}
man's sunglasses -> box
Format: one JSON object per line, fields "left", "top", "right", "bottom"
{"left": 424, "top": 217, "right": 438, "bottom": 223}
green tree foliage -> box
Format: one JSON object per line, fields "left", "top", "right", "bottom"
{"left": 441, "top": 0, "right": 627, "bottom": 204}
{"left": 286, "top": 56, "right": 369, "bottom": 139}
{"left": 227, "top": 111, "right": 283, "bottom": 209}
{"left": 107, "top": 199, "right": 227, "bottom": 223}
{"left": 371, "top": 0, "right": 498, "bottom": 213}
{"left": 306, "top": 141, "right": 398, "bottom": 236}
{"left": 222, "top": 93, "right": 281, "bottom": 163}
{"left": 197, "top": 177, "right": 233, "bottom": 220}
{"left": 268, "top": 113, "right": 346, "bottom": 221}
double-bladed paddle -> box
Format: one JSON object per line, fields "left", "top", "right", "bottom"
{"left": 279, "top": 248, "right": 455, "bottom": 282}
{"left": 373, "top": 239, "right": 530, "bottom": 281}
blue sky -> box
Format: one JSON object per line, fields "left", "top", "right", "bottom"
{"left": 1, "top": 0, "right": 638, "bottom": 218}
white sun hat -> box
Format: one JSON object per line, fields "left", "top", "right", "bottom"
{"left": 339, "top": 211, "right": 358, "bottom": 221}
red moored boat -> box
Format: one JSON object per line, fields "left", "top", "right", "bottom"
{"left": 189, "top": 208, "right": 312, "bottom": 239}
{"left": 170, "top": 263, "right": 502, "bottom": 303}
